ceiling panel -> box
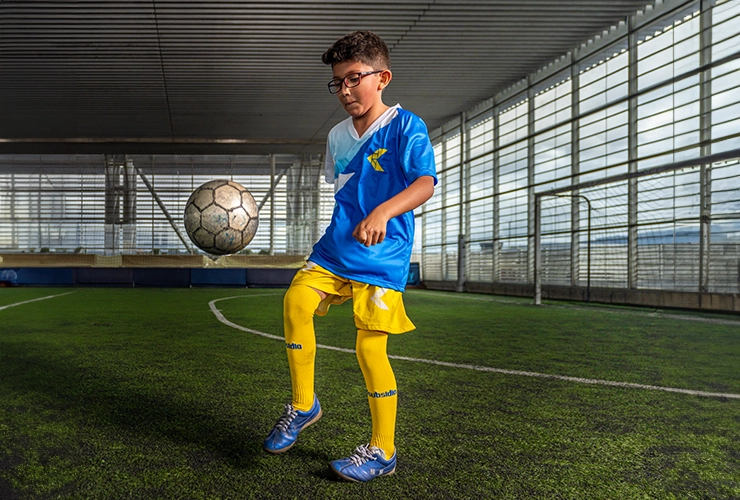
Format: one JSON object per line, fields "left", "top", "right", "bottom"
{"left": 0, "top": 0, "right": 656, "bottom": 155}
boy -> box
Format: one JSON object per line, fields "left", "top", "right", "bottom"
{"left": 263, "top": 30, "right": 437, "bottom": 483}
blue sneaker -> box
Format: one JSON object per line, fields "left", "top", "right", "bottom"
{"left": 330, "top": 444, "right": 396, "bottom": 482}
{"left": 262, "top": 395, "right": 322, "bottom": 454}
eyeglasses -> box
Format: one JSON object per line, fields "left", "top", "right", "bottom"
{"left": 327, "top": 70, "right": 384, "bottom": 94}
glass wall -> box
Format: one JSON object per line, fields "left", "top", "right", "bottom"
{"left": 0, "top": 154, "right": 333, "bottom": 257}
{"left": 426, "top": 0, "right": 740, "bottom": 294}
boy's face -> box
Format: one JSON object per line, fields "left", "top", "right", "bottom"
{"left": 331, "top": 60, "right": 391, "bottom": 119}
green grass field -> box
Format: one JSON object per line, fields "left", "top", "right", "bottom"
{"left": 0, "top": 287, "right": 738, "bottom": 499}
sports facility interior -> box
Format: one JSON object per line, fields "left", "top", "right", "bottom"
{"left": 1, "top": 1, "right": 739, "bottom": 498}
{"left": 2, "top": 0, "right": 738, "bottom": 312}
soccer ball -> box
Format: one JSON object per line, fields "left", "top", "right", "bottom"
{"left": 184, "top": 180, "right": 259, "bottom": 255}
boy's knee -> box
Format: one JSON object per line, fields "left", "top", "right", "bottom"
{"left": 355, "top": 330, "right": 388, "bottom": 362}
{"left": 284, "top": 285, "right": 321, "bottom": 321}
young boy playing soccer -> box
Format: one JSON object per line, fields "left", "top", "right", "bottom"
{"left": 262, "top": 30, "right": 437, "bottom": 483}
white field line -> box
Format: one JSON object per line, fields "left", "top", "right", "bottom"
{"left": 209, "top": 295, "right": 740, "bottom": 400}
{"left": 209, "top": 295, "right": 356, "bottom": 354}
{"left": 0, "top": 291, "right": 76, "bottom": 312}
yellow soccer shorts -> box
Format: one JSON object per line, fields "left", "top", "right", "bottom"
{"left": 289, "top": 261, "right": 415, "bottom": 334}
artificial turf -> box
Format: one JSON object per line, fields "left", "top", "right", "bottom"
{"left": 0, "top": 287, "right": 738, "bottom": 499}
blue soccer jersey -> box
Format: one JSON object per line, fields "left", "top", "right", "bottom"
{"left": 308, "top": 104, "right": 437, "bottom": 291}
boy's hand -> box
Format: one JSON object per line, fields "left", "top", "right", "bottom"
{"left": 351, "top": 176, "right": 435, "bottom": 247}
{"left": 353, "top": 211, "right": 389, "bottom": 247}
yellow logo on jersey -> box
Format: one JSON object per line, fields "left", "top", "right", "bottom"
{"left": 367, "top": 148, "right": 387, "bottom": 172}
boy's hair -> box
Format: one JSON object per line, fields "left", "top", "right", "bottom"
{"left": 322, "top": 31, "right": 391, "bottom": 70}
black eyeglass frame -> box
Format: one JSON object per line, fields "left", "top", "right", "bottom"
{"left": 327, "top": 70, "right": 384, "bottom": 94}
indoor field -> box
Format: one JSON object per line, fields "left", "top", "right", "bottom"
{"left": 0, "top": 288, "right": 738, "bottom": 498}
{"left": 1, "top": 0, "right": 740, "bottom": 498}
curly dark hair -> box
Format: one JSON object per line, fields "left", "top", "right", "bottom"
{"left": 322, "top": 31, "right": 391, "bottom": 69}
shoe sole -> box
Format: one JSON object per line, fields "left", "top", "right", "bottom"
{"left": 262, "top": 408, "right": 323, "bottom": 455}
{"left": 331, "top": 465, "right": 396, "bottom": 483}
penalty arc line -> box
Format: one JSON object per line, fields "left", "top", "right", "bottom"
{"left": 209, "top": 295, "right": 357, "bottom": 355}
{"left": 209, "top": 295, "right": 740, "bottom": 400}
{"left": 0, "top": 291, "right": 76, "bottom": 312}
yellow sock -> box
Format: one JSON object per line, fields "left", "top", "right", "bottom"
{"left": 283, "top": 284, "right": 321, "bottom": 411}
{"left": 356, "top": 329, "right": 397, "bottom": 459}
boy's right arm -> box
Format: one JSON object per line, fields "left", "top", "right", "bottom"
{"left": 352, "top": 175, "right": 435, "bottom": 247}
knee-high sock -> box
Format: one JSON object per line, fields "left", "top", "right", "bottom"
{"left": 356, "top": 329, "right": 397, "bottom": 459}
{"left": 283, "top": 285, "right": 321, "bottom": 411}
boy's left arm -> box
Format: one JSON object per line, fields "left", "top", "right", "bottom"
{"left": 352, "top": 175, "right": 435, "bottom": 247}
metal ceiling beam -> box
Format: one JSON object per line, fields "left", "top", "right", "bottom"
{"left": 0, "top": 0, "right": 659, "bottom": 155}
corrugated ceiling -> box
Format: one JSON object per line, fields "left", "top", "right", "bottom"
{"left": 0, "top": 0, "right": 656, "bottom": 155}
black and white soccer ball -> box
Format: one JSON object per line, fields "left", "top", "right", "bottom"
{"left": 184, "top": 180, "right": 259, "bottom": 255}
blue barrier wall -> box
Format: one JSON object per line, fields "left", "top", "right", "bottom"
{"left": 17, "top": 268, "right": 76, "bottom": 286}
{"left": 191, "top": 268, "right": 247, "bottom": 287}
{"left": 407, "top": 262, "right": 421, "bottom": 287}
{"left": 134, "top": 268, "right": 191, "bottom": 287}
{"left": 6, "top": 266, "right": 421, "bottom": 288}
{"left": 246, "top": 268, "right": 300, "bottom": 288}
{"left": 77, "top": 268, "right": 133, "bottom": 286}
{"left": 0, "top": 269, "right": 19, "bottom": 285}
{"left": 7, "top": 267, "right": 298, "bottom": 288}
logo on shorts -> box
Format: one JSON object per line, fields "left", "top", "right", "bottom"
{"left": 370, "top": 288, "right": 390, "bottom": 310}
{"left": 368, "top": 389, "right": 397, "bottom": 398}
{"left": 285, "top": 342, "right": 303, "bottom": 350}
{"left": 301, "top": 261, "right": 317, "bottom": 272}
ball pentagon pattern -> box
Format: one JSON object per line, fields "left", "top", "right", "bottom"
{"left": 184, "top": 180, "right": 259, "bottom": 255}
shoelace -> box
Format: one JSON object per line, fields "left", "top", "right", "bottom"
{"left": 274, "top": 404, "right": 298, "bottom": 432}
{"left": 346, "top": 444, "right": 379, "bottom": 467}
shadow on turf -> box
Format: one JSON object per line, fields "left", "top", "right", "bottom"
{"left": 0, "top": 473, "right": 21, "bottom": 500}
{"left": 0, "top": 341, "right": 267, "bottom": 469}
{"left": 285, "top": 447, "right": 346, "bottom": 482}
